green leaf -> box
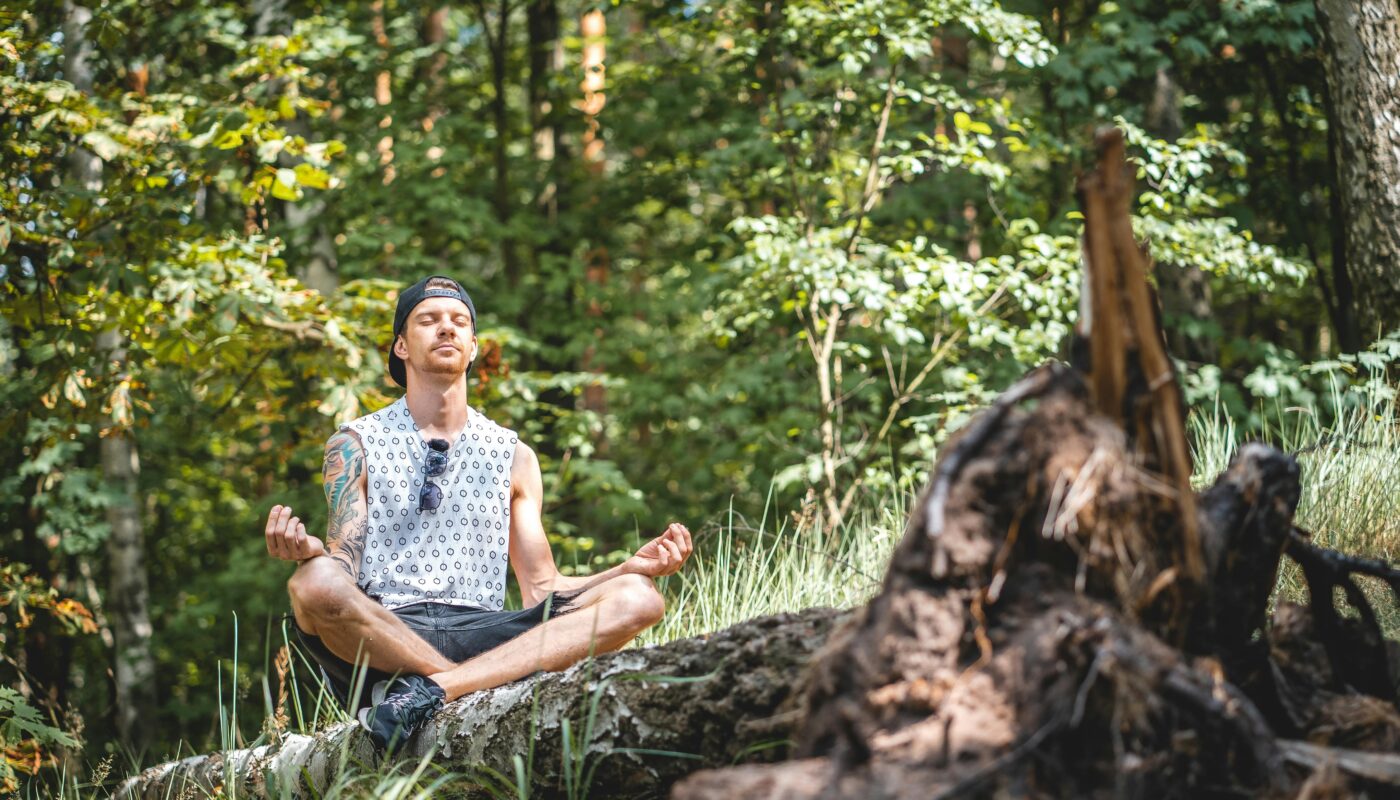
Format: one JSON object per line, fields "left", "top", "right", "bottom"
{"left": 271, "top": 167, "right": 302, "bottom": 200}
{"left": 27, "top": 342, "right": 57, "bottom": 364}
{"left": 81, "top": 130, "right": 124, "bottom": 161}
{"left": 214, "top": 129, "right": 246, "bottom": 150}
{"left": 0, "top": 686, "right": 78, "bottom": 748}
{"left": 62, "top": 373, "right": 86, "bottom": 408}
{"left": 293, "top": 163, "right": 331, "bottom": 190}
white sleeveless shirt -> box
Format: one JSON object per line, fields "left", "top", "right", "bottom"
{"left": 341, "top": 397, "right": 518, "bottom": 610}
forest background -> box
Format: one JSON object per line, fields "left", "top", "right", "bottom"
{"left": 3, "top": 0, "right": 1399, "bottom": 790}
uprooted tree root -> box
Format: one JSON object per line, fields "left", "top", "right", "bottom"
{"left": 675, "top": 131, "right": 1400, "bottom": 799}
{"left": 676, "top": 364, "right": 1400, "bottom": 799}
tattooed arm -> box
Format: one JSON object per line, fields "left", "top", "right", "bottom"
{"left": 319, "top": 430, "right": 369, "bottom": 578}
{"left": 263, "top": 430, "right": 369, "bottom": 581}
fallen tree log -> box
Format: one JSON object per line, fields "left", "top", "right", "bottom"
{"left": 675, "top": 130, "right": 1400, "bottom": 799}
{"left": 119, "top": 608, "right": 843, "bottom": 799}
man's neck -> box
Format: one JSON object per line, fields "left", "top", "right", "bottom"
{"left": 404, "top": 375, "right": 470, "bottom": 440}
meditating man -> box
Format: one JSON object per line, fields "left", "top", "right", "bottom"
{"left": 263, "top": 275, "right": 693, "bottom": 750}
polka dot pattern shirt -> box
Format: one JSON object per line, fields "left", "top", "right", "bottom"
{"left": 342, "top": 397, "right": 518, "bottom": 610}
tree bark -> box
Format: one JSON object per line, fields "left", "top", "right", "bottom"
{"left": 418, "top": 5, "right": 450, "bottom": 112}
{"left": 578, "top": 8, "right": 610, "bottom": 431}
{"left": 473, "top": 0, "right": 522, "bottom": 284}
{"left": 1323, "top": 80, "right": 1362, "bottom": 352}
{"left": 1146, "top": 67, "right": 1219, "bottom": 364}
{"left": 98, "top": 329, "right": 158, "bottom": 754}
{"left": 65, "top": 0, "right": 158, "bottom": 753}
{"left": 371, "top": 0, "right": 396, "bottom": 188}
{"left": 1315, "top": 0, "right": 1400, "bottom": 338}
{"left": 117, "top": 609, "right": 843, "bottom": 799}
{"left": 528, "top": 0, "right": 563, "bottom": 225}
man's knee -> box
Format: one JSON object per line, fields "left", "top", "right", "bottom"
{"left": 605, "top": 573, "right": 665, "bottom": 632}
{"left": 288, "top": 557, "right": 361, "bottom": 628}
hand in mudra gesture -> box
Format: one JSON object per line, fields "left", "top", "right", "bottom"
{"left": 625, "top": 522, "right": 693, "bottom": 577}
{"left": 264, "top": 504, "right": 326, "bottom": 561}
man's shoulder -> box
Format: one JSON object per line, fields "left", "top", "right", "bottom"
{"left": 342, "top": 397, "right": 406, "bottom": 434}
{"left": 324, "top": 398, "right": 404, "bottom": 457}
{"left": 471, "top": 407, "right": 520, "bottom": 442}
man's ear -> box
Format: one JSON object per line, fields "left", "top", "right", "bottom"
{"left": 393, "top": 335, "right": 408, "bottom": 359}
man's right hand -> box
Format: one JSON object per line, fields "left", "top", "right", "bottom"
{"left": 265, "top": 504, "right": 327, "bottom": 562}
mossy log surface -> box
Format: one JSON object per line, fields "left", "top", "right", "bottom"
{"left": 118, "top": 607, "right": 844, "bottom": 800}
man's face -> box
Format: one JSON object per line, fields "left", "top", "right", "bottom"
{"left": 395, "top": 296, "right": 476, "bottom": 380}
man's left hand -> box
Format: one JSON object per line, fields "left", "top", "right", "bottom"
{"left": 624, "top": 522, "right": 693, "bottom": 577}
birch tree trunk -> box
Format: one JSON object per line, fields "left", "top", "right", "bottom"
{"left": 1315, "top": 0, "right": 1400, "bottom": 338}
{"left": 97, "top": 330, "right": 157, "bottom": 753}
{"left": 117, "top": 609, "right": 843, "bottom": 800}
{"left": 65, "top": 0, "right": 158, "bottom": 751}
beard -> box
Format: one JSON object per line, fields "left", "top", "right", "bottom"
{"left": 420, "top": 344, "right": 469, "bottom": 376}
{"left": 425, "top": 348, "right": 470, "bottom": 378}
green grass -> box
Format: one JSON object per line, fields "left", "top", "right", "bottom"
{"left": 1190, "top": 377, "right": 1400, "bottom": 632}
{"left": 640, "top": 496, "right": 902, "bottom": 647}
{"left": 646, "top": 374, "right": 1400, "bottom": 649}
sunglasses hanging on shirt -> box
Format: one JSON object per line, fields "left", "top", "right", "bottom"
{"left": 419, "top": 438, "right": 450, "bottom": 512}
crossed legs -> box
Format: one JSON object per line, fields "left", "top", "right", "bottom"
{"left": 288, "top": 558, "right": 665, "bottom": 703}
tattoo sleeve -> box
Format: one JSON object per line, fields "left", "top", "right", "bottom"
{"left": 322, "top": 430, "right": 368, "bottom": 580}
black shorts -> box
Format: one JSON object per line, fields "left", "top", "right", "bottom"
{"left": 292, "top": 592, "right": 579, "bottom": 711}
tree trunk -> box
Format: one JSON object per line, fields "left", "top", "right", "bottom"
{"left": 528, "top": 0, "right": 563, "bottom": 225}
{"left": 1323, "top": 79, "right": 1363, "bottom": 353}
{"left": 371, "top": 0, "right": 395, "bottom": 188}
{"left": 282, "top": 200, "right": 339, "bottom": 295}
{"left": 579, "top": 9, "right": 609, "bottom": 430}
{"left": 65, "top": 0, "right": 158, "bottom": 753}
{"left": 1261, "top": 56, "right": 1359, "bottom": 355}
{"left": 1146, "top": 67, "right": 1218, "bottom": 364}
{"left": 418, "top": 5, "right": 450, "bottom": 114}
{"left": 478, "top": 0, "right": 522, "bottom": 284}
{"left": 250, "top": 0, "right": 288, "bottom": 37}
{"left": 1315, "top": 0, "right": 1400, "bottom": 338}
{"left": 99, "top": 329, "right": 158, "bottom": 754}
{"left": 116, "top": 609, "right": 842, "bottom": 799}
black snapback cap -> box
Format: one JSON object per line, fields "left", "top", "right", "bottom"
{"left": 388, "top": 275, "right": 477, "bottom": 388}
